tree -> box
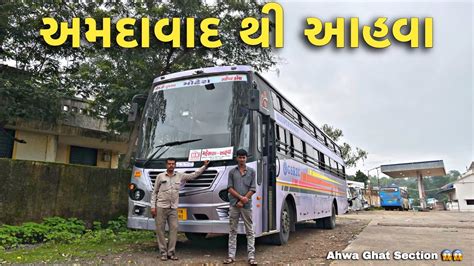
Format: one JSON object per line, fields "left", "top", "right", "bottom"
{"left": 68, "top": 1, "right": 278, "bottom": 167}
{"left": 321, "top": 124, "right": 368, "bottom": 168}
{"left": 0, "top": 1, "right": 87, "bottom": 135}
{"left": 354, "top": 170, "right": 369, "bottom": 185}
{"left": 1, "top": 1, "right": 278, "bottom": 167}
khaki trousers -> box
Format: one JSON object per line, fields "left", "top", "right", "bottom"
{"left": 155, "top": 207, "right": 178, "bottom": 256}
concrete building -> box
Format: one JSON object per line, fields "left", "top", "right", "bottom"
{"left": 0, "top": 98, "right": 128, "bottom": 169}
{"left": 440, "top": 162, "right": 474, "bottom": 212}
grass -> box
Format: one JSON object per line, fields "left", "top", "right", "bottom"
{"left": 0, "top": 230, "right": 155, "bottom": 264}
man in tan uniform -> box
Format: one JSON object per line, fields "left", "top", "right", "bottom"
{"left": 150, "top": 158, "right": 209, "bottom": 261}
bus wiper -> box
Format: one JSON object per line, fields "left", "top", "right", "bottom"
{"left": 142, "top": 138, "right": 202, "bottom": 167}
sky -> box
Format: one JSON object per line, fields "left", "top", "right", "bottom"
{"left": 261, "top": 1, "right": 473, "bottom": 176}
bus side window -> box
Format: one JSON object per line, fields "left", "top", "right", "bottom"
{"left": 285, "top": 129, "right": 291, "bottom": 155}
{"left": 318, "top": 151, "right": 325, "bottom": 170}
{"left": 327, "top": 156, "right": 332, "bottom": 172}
{"left": 336, "top": 162, "right": 343, "bottom": 178}
{"left": 277, "top": 126, "right": 288, "bottom": 154}
{"left": 275, "top": 125, "right": 281, "bottom": 152}
{"left": 292, "top": 135, "right": 303, "bottom": 160}
{"left": 306, "top": 145, "right": 315, "bottom": 165}
{"left": 289, "top": 133, "right": 294, "bottom": 158}
{"left": 315, "top": 129, "right": 325, "bottom": 144}
{"left": 282, "top": 100, "right": 296, "bottom": 121}
{"left": 257, "top": 115, "right": 262, "bottom": 153}
{"left": 297, "top": 113, "right": 303, "bottom": 127}
{"left": 271, "top": 91, "right": 281, "bottom": 112}
{"left": 313, "top": 148, "right": 320, "bottom": 167}
{"left": 302, "top": 141, "right": 307, "bottom": 162}
{"left": 330, "top": 158, "right": 337, "bottom": 174}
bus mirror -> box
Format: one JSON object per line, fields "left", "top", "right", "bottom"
{"left": 248, "top": 89, "right": 260, "bottom": 110}
{"left": 129, "top": 94, "right": 147, "bottom": 122}
{"left": 132, "top": 94, "right": 147, "bottom": 104}
{"left": 128, "top": 102, "right": 139, "bottom": 122}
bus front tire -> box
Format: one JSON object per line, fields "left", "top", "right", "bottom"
{"left": 185, "top": 232, "right": 207, "bottom": 241}
{"left": 268, "top": 201, "right": 292, "bottom": 245}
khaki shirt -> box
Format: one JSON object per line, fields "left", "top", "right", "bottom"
{"left": 151, "top": 165, "right": 206, "bottom": 209}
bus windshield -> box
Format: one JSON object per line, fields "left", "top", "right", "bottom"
{"left": 136, "top": 75, "right": 251, "bottom": 160}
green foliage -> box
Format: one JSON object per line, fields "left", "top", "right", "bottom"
{"left": 43, "top": 217, "right": 86, "bottom": 236}
{"left": 0, "top": 216, "right": 129, "bottom": 249}
{"left": 0, "top": 226, "right": 154, "bottom": 264}
{"left": 1, "top": 1, "right": 277, "bottom": 128}
{"left": 92, "top": 221, "right": 102, "bottom": 231}
{"left": 0, "top": 1, "right": 81, "bottom": 125}
{"left": 1, "top": 1, "right": 278, "bottom": 167}
{"left": 321, "top": 124, "right": 368, "bottom": 168}
{"left": 354, "top": 170, "right": 369, "bottom": 185}
{"left": 322, "top": 124, "right": 343, "bottom": 141}
{"left": 106, "top": 216, "right": 127, "bottom": 233}
{"left": 81, "top": 229, "right": 116, "bottom": 244}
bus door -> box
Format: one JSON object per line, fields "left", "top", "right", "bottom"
{"left": 261, "top": 114, "right": 277, "bottom": 232}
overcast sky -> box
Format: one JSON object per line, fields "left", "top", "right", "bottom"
{"left": 261, "top": 1, "right": 473, "bottom": 176}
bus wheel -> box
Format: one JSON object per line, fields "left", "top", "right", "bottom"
{"left": 185, "top": 232, "right": 207, "bottom": 241}
{"left": 268, "top": 201, "right": 291, "bottom": 245}
{"left": 322, "top": 204, "right": 336, "bottom": 229}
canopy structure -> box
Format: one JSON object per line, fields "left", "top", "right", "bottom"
{"left": 381, "top": 160, "right": 446, "bottom": 209}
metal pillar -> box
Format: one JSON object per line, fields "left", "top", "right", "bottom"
{"left": 417, "top": 171, "right": 427, "bottom": 209}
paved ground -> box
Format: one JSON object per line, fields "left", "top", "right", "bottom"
{"left": 79, "top": 210, "right": 473, "bottom": 265}
{"left": 332, "top": 210, "right": 474, "bottom": 266}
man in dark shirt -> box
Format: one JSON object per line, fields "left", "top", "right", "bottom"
{"left": 223, "top": 149, "right": 257, "bottom": 265}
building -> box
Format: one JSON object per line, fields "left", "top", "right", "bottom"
{"left": 439, "top": 162, "right": 474, "bottom": 212}
{"left": 0, "top": 98, "right": 128, "bottom": 169}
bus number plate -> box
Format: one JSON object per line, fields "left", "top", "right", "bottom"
{"left": 178, "top": 208, "right": 187, "bottom": 220}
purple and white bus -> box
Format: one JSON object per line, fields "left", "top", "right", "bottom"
{"left": 127, "top": 66, "right": 348, "bottom": 245}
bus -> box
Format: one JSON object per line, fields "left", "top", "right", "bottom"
{"left": 380, "top": 186, "right": 409, "bottom": 211}
{"left": 347, "top": 180, "right": 369, "bottom": 211}
{"left": 127, "top": 65, "right": 348, "bottom": 245}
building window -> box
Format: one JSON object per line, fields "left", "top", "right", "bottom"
{"left": 466, "top": 199, "right": 474, "bottom": 205}
{"left": 69, "top": 146, "right": 98, "bottom": 166}
{"left": 0, "top": 129, "right": 15, "bottom": 158}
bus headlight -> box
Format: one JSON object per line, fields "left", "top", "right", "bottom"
{"left": 129, "top": 185, "right": 145, "bottom": 201}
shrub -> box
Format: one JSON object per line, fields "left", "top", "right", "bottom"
{"left": 0, "top": 216, "right": 131, "bottom": 249}
{"left": 92, "top": 221, "right": 102, "bottom": 231}
{"left": 106, "top": 216, "right": 127, "bottom": 233}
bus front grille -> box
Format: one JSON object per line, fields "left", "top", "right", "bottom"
{"left": 148, "top": 170, "right": 219, "bottom": 189}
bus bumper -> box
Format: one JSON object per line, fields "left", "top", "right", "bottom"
{"left": 128, "top": 216, "right": 248, "bottom": 234}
